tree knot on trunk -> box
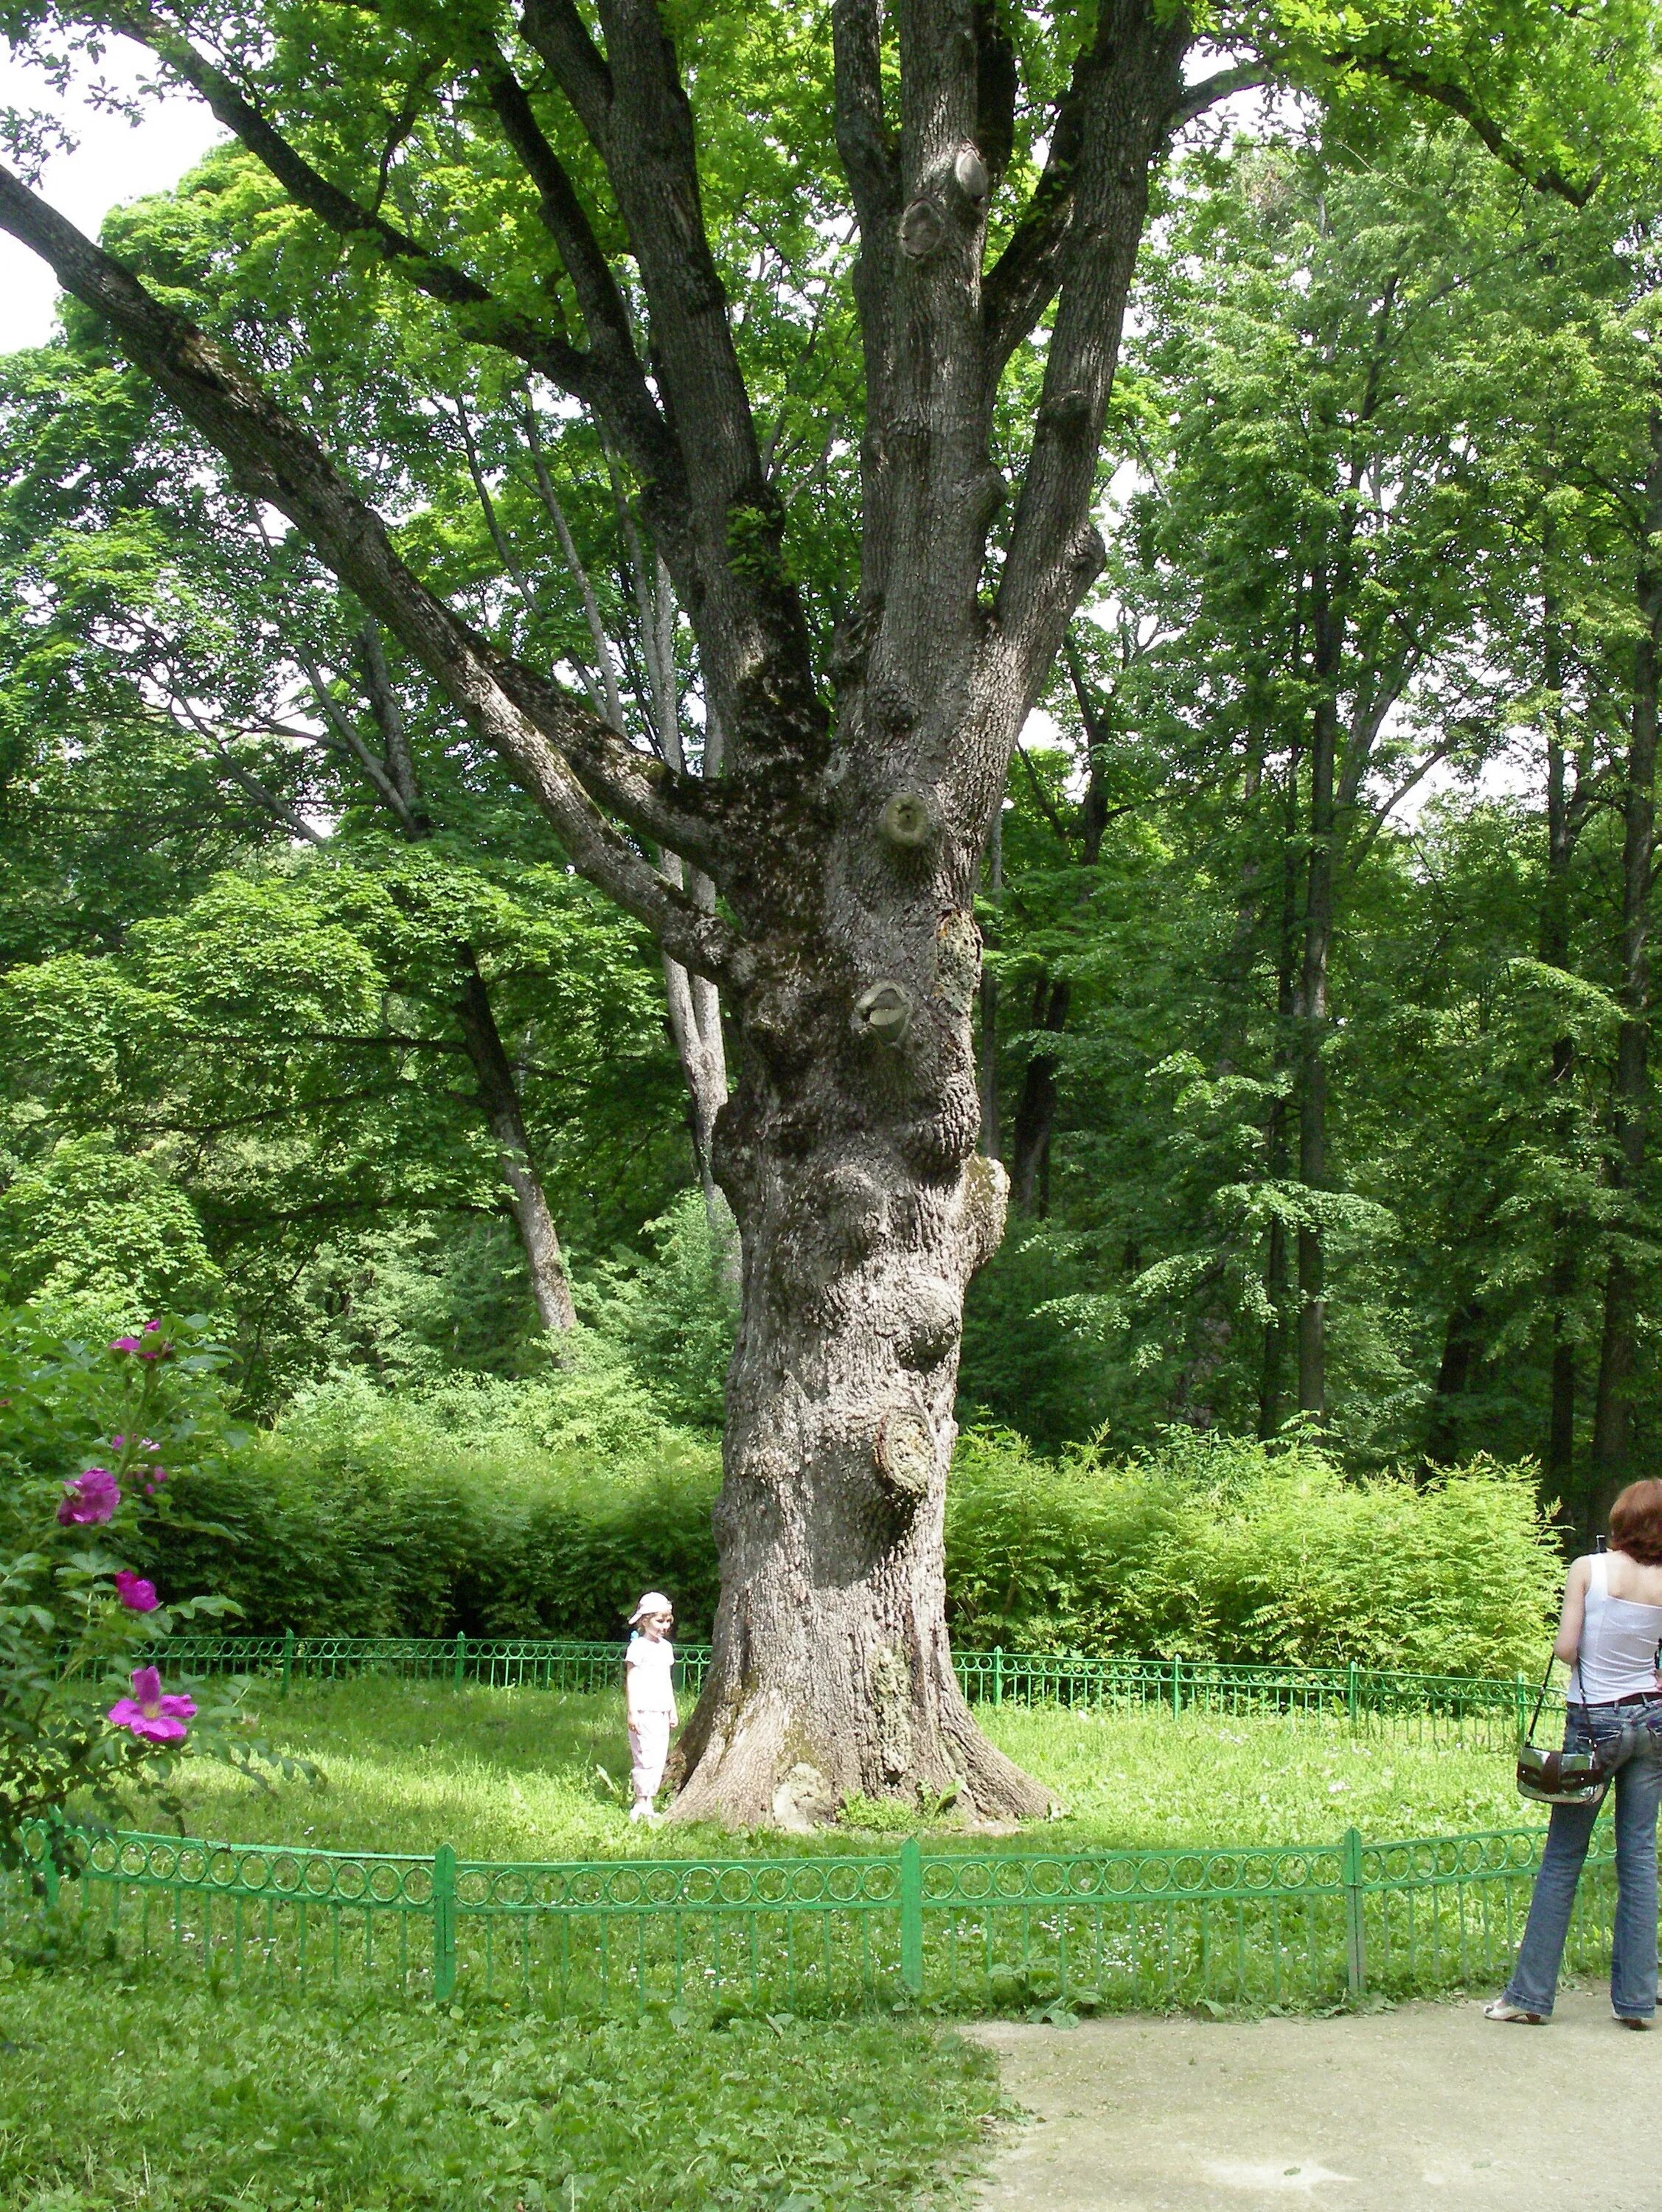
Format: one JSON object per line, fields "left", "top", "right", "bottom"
{"left": 854, "top": 979, "right": 912, "bottom": 1044}
{"left": 875, "top": 1407, "right": 935, "bottom": 1503}
{"left": 878, "top": 788, "right": 938, "bottom": 849}
{"left": 899, "top": 198, "right": 947, "bottom": 260}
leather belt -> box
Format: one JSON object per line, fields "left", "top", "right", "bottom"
{"left": 1578, "top": 1691, "right": 1662, "bottom": 1708}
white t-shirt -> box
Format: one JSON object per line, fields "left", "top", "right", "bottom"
{"left": 626, "top": 1633, "right": 678, "bottom": 1717}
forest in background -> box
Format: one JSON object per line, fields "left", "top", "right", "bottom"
{"left": 0, "top": 111, "right": 1656, "bottom": 1535}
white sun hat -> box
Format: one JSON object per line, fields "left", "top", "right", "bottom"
{"left": 628, "top": 1590, "right": 673, "bottom": 1624}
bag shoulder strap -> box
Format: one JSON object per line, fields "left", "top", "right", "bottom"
{"left": 1526, "top": 1651, "right": 1557, "bottom": 1747}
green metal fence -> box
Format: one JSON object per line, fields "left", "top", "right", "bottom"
{"left": 4, "top": 1816, "right": 1608, "bottom": 2020}
{"left": 144, "top": 1633, "right": 1552, "bottom": 1750}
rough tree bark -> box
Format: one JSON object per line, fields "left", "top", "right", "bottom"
{"left": 0, "top": 0, "right": 1596, "bottom": 1822}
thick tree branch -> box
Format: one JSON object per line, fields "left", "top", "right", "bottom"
{"left": 831, "top": 0, "right": 897, "bottom": 239}
{"left": 515, "top": 0, "right": 614, "bottom": 145}
{"left": 521, "top": 0, "right": 825, "bottom": 773}
{"left": 981, "top": 62, "right": 1090, "bottom": 389}
{"left": 1331, "top": 50, "right": 1600, "bottom": 208}
{"left": 477, "top": 49, "right": 690, "bottom": 525}
{"left": 0, "top": 162, "right": 749, "bottom": 987}
{"left": 102, "top": 5, "right": 669, "bottom": 445}
{"left": 994, "top": 1, "right": 1191, "bottom": 710}
{"left": 1168, "top": 61, "right": 1271, "bottom": 131}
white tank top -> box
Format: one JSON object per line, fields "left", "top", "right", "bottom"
{"left": 1569, "top": 1553, "right": 1662, "bottom": 1703}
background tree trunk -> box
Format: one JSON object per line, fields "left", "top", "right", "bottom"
{"left": 454, "top": 955, "right": 579, "bottom": 1332}
{"left": 1590, "top": 403, "right": 1662, "bottom": 1523}
{"left": 1296, "top": 588, "right": 1341, "bottom": 1422}
{"left": 1537, "top": 557, "right": 1586, "bottom": 1504}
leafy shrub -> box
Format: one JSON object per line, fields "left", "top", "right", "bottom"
{"left": 944, "top": 1427, "right": 1561, "bottom": 1672}
{"left": 144, "top": 1360, "right": 1560, "bottom": 1678}
{"left": 0, "top": 1311, "right": 270, "bottom": 1874}
{"left": 152, "top": 1349, "right": 725, "bottom": 1642}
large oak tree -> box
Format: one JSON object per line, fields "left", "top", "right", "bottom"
{"left": 0, "top": 0, "right": 1645, "bottom": 1820}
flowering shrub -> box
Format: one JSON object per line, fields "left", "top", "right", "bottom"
{"left": 0, "top": 1310, "right": 286, "bottom": 1885}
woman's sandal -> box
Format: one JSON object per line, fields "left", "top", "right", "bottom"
{"left": 1484, "top": 1999, "right": 1545, "bottom": 2024}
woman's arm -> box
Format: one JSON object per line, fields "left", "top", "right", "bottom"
{"left": 1554, "top": 1557, "right": 1591, "bottom": 1665}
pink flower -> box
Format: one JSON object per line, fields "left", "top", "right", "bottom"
{"left": 58, "top": 1468, "right": 121, "bottom": 1525}
{"left": 144, "top": 1468, "right": 167, "bottom": 1495}
{"left": 114, "top": 1571, "right": 159, "bottom": 1613}
{"left": 106, "top": 1666, "right": 195, "bottom": 1743}
{"left": 108, "top": 1336, "right": 142, "bottom": 1356}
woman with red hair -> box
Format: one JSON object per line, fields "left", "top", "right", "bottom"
{"left": 1489, "top": 1481, "right": 1662, "bottom": 2027}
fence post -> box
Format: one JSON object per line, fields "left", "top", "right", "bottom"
{"left": 433, "top": 1843, "right": 457, "bottom": 2003}
{"left": 1172, "top": 1656, "right": 1182, "bottom": 1717}
{"left": 1343, "top": 1826, "right": 1366, "bottom": 2002}
{"left": 281, "top": 1625, "right": 295, "bottom": 1698}
{"left": 992, "top": 1646, "right": 1004, "bottom": 1708}
{"left": 453, "top": 1630, "right": 467, "bottom": 1688}
{"left": 899, "top": 1836, "right": 923, "bottom": 1997}
{"left": 41, "top": 1842, "right": 58, "bottom": 1915}
{"left": 1346, "top": 1660, "right": 1359, "bottom": 1733}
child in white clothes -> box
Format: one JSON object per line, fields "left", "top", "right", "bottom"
{"left": 625, "top": 1591, "right": 677, "bottom": 1823}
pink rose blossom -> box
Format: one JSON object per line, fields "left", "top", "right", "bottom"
{"left": 106, "top": 1666, "right": 195, "bottom": 1744}
{"left": 114, "top": 1571, "right": 159, "bottom": 1613}
{"left": 108, "top": 1337, "right": 142, "bottom": 1356}
{"left": 58, "top": 1468, "right": 121, "bottom": 1525}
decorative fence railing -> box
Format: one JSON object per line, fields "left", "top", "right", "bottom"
{"left": 132, "top": 1634, "right": 1554, "bottom": 1750}
{"left": 4, "top": 1818, "right": 1607, "bottom": 2021}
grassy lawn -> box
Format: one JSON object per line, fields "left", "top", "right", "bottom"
{"left": 0, "top": 1959, "right": 1001, "bottom": 2212}
{"left": 3, "top": 1683, "right": 1540, "bottom": 2212}
{"left": 148, "top": 1677, "right": 1533, "bottom": 1861}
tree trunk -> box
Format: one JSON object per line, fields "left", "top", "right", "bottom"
{"left": 1425, "top": 1301, "right": 1482, "bottom": 1464}
{"left": 1009, "top": 976, "right": 1069, "bottom": 1214}
{"left": 666, "top": 901, "right": 1049, "bottom": 1826}
{"left": 1538, "top": 564, "right": 1581, "bottom": 1501}
{"left": 979, "top": 802, "right": 1001, "bottom": 1159}
{"left": 1296, "top": 588, "right": 1341, "bottom": 1422}
{"left": 1259, "top": 755, "right": 1301, "bottom": 1438}
{"left": 1590, "top": 405, "right": 1662, "bottom": 1519}
{"left": 454, "top": 953, "right": 579, "bottom": 1334}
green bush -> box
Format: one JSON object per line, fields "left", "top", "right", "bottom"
{"left": 147, "top": 1371, "right": 1560, "bottom": 1677}
{"left": 152, "top": 1349, "right": 725, "bottom": 1643}
{"left": 944, "top": 1426, "right": 1562, "bottom": 1673}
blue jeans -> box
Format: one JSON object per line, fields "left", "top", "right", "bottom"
{"left": 1506, "top": 1694, "right": 1662, "bottom": 2020}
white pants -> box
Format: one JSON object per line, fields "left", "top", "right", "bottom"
{"left": 629, "top": 1711, "right": 673, "bottom": 1803}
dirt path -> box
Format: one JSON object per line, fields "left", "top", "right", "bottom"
{"left": 967, "top": 1989, "right": 1653, "bottom": 2211}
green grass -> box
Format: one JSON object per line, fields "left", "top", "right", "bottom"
{"left": 0, "top": 1957, "right": 1001, "bottom": 2212}
{"left": 143, "top": 1677, "right": 1534, "bottom": 1862}
{"left": 5, "top": 1684, "right": 1540, "bottom": 2212}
